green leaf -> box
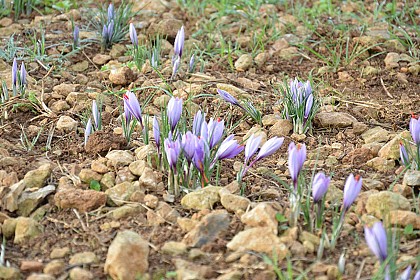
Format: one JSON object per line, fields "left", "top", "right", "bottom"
{"left": 403, "top": 224, "right": 413, "bottom": 235}
{"left": 275, "top": 213, "right": 288, "bottom": 223}
{"left": 89, "top": 180, "right": 101, "bottom": 191}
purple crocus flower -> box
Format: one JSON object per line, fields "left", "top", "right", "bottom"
{"left": 288, "top": 142, "right": 307, "bottom": 186}
{"left": 304, "top": 80, "right": 312, "bottom": 97}
{"left": 167, "top": 97, "right": 183, "bottom": 131}
{"left": 164, "top": 138, "right": 181, "bottom": 170}
{"left": 84, "top": 118, "right": 92, "bottom": 146}
{"left": 304, "top": 94, "right": 313, "bottom": 118}
{"left": 182, "top": 131, "right": 197, "bottom": 162}
{"left": 245, "top": 134, "right": 262, "bottom": 164}
{"left": 214, "top": 135, "right": 244, "bottom": 161}
{"left": 413, "top": 270, "right": 420, "bottom": 280}
{"left": 192, "top": 110, "right": 205, "bottom": 135}
{"left": 193, "top": 137, "right": 208, "bottom": 173}
{"left": 399, "top": 142, "right": 409, "bottom": 166}
{"left": 73, "top": 26, "right": 79, "bottom": 47}
{"left": 342, "top": 173, "right": 362, "bottom": 212}
{"left": 312, "top": 172, "right": 330, "bottom": 203}
{"left": 153, "top": 117, "right": 160, "bottom": 148}
{"left": 410, "top": 115, "right": 419, "bottom": 145}
{"left": 400, "top": 266, "right": 412, "bottom": 280}
{"left": 107, "top": 20, "right": 114, "bottom": 40}
{"left": 102, "top": 25, "right": 108, "bottom": 41}
{"left": 207, "top": 117, "right": 224, "bottom": 149}
{"left": 107, "top": 3, "right": 114, "bottom": 22}
{"left": 171, "top": 57, "right": 180, "bottom": 80}
{"left": 123, "top": 91, "right": 143, "bottom": 126}
{"left": 364, "top": 222, "right": 388, "bottom": 263}
{"left": 20, "top": 62, "right": 26, "bottom": 87}
{"left": 151, "top": 52, "right": 157, "bottom": 68}
{"left": 129, "top": 23, "right": 138, "bottom": 47}
{"left": 174, "top": 26, "right": 185, "bottom": 59}
{"left": 92, "top": 100, "right": 100, "bottom": 130}
{"left": 255, "top": 137, "right": 284, "bottom": 161}
{"left": 188, "top": 54, "right": 195, "bottom": 72}
{"left": 217, "top": 89, "right": 243, "bottom": 109}
{"left": 12, "top": 58, "right": 17, "bottom": 87}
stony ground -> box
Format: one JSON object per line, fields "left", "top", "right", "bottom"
{"left": 0, "top": 0, "right": 419, "bottom": 279}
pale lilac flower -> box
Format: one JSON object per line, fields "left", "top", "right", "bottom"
{"left": 217, "top": 89, "right": 243, "bottom": 109}
{"left": 153, "top": 117, "right": 160, "bottom": 148}
{"left": 207, "top": 117, "right": 224, "bottom": 149}
{"left": 174, "top": 26, "right": 185, "bottom": 59}
{"left": 167, "top": 97, "right": 183, "bottom": 131}
{"left": 304, "top": 94, "right": 313, "bottom": 118}
{"left": 364, "top": 222, "right": 388, "bottom": 262}
{"left": 400, "top": 266, "right": 412, "bottom": 280}
{"left": 20, "top": 62, "right": 26, "bottom": 87}
{"left": 123, "top": 91, "right": 143, "bottom": 126}
{"left": 304, "top": 80, "right": 312, "bottom": 97}
{"left": 245, "top": 134, "right": 262, "bottom": 163}
{"left": 84, "top": 118, "right": 92, "bottom": 146}
{"left": 192, "top": 111, "right": 205, "bottom": 136}
{"left": 107, "top": 20, "right": 114, "bottom": 40}
{"left": 151, "top": 52, "right": 157, "bottom": 68}
{"left": 164, "top": 138, "right": 181, "bottom": 170}
{"left": 12, "top": 58, "right": 17, "bottom": 87}
{"left": 129, "top": 23, "right": 138, "bottom": 47}
{"left": 73, "top": 26, "right": 79, "bottom": 47}
{"left": 410, "top": 115, "right": 420, "bottom": 145}
{"left": 413, "top": 270, "right": 420, "bottom": 280}
{"left": 171, "top": 57, "right": 180, "bottom": 80}
{"left": 343, "top": 173, "right": 362, "bottom": 212}
{"left": 255, "top": 137, "right": 284, "bottom": 161}
{"left": 92, "top": 100, "right": 100, "bottom": 130}
{"left": 188, "top": 54, "right": 195, "bottom": 72}
{"left": 107, "top": 3, "right": 114, "bottom": 22}
{"left": 288, "top": 142, "right": 307, "bottom": 186}
{"left": 193, "top": 137, "right": 208, "bottom": 173}
{"left": 312, "top": 172, "right": 330, "bottom": 203}
{"left": 200, "top": 120, "right": 208, "bottom": 141}
{"left": 399, "top": 143, "right": 409, "bottom": 166}
{"left": 214, "top": 135, "right": 244, "bottom": 161}
{"left": 182, "top": 131, "right": 197, "bottom": 162}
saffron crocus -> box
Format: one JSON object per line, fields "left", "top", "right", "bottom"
{"left": 342, "top": 173, "right": 362, "bottom": 212}
{"left": 164, "top": 138, "right": 181, "bottom": 170}
{"left": 217, "top": 89, "right": 243, "bottom": 109}
{"left": 171, "top": 57, "right": 180, "bottom": 80}
{"left": 84, "top": 118, "right": 92, "bottom": 146}
{"left": 312, "top": 172, "right": 330, "bottom": 203}
{"left": 192, "top": 110, "right": 205, "bottom": 136}
{"left": 123, "top": 91, "right": 143, "bottom": 127}
{"left": 207, "top": 117, "right": 224, "bottom": 149}
{"left": 167, "top": 97, "right": 182, "bottom": 131}
{"left": 244, "top": 134, "right": 262, "bottom": 164}
{"left": 92, "top": 100, "right": 100, "bottom": 130}
{"left": 188, "top": 54, "right": 195, "bottom": 72}
{"left": 413, "top": 270, "right": 420, "bottom": 280}
{"left": 304, "top": 80, "right": 312, "bottom": 97}
{"left": 153, "top": 117, "right": 160, "bottom": 148}
{"left": 399, "top": 142, "right": 410, "bottom": 166}
{"left": 174, "top": 26, "right": 185, "bottom": 59}
{"left": 256, "top": 137, "right": 284, "bottom": 161}
{"left": 288, "top": 142, "right": 307, "bottom": 188}
{"left": 20, "top": 62, "right": 26, "bottom": 87}
{"left": 12, "top": 58, "right": 17, "bottom": 87}
{"left": 400, "top": 266, "right": 412, "bottom": 280}
{"left": 304, "top": 94, "right": 313, "bottom": 119}
{"left": 214, "top": 135, "right": 244, "bottom": 161}
{"left": 182, "top": 131, "right": 197, "bottom": 163}
{"left": 410, "top": 115, "right": 420, "bottom": 145}
{"left": 107, "top": 3, "right": 114, "bottom": 22}
{"left": 107, "top": 20, "right": 114, "bottom": 40}
{"left": 129, "top": 23, "right": 138, "bottom": 47}
{"left": 73, "top": 26, "right": 79, "bottom": 47}
{"left": 364, "top": 222, "right": 388, "bottom": 263}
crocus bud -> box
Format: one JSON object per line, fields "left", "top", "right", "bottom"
{"left": 364, "top": 222, "right": 388, "bottom": 262}
{"left": 107, "top": 3, "right": 114, "bottom": 22}
{"left": 245, "top": 134, "right": 262, "bottom": 163}
{"left": 217, "top": 89, "right": 243, "bottom": 109}
{"left": 338, "top": 252, "right": 346, "bottom": 274}
{"left": 107, "top": 20, "right": 114, "bottom": 40}
{"left": 193, "top": 137, "right": 209, "bottom": 173}
{"left": 409, "top": 115, "right": 419, "bottom": 145}
{"left": 153, "top": 117, "right": 160, "bottom": 148}
{"left": 182, "top": 131, "right": 197, "bottom": 162}
{"left": 207, "top": 117, "right": 224, "bottom": 149}
{"left": 84, "top": 118, "right": 92, "bottom": 146}
{"left": 92, "top": 100, "right": 100, "bottom": 130}
{"left": 188, "top": 54, "right": 195, "bottom": 72}
{"left": 399, "top": 142, "right": 409, "bottom": 166}
{"left": 342, "top": 174, "right": 362, "bottom": 212}
{"left": 167, "top": 97, "right": 183, "bottom": 131}
{"left": 312, "top": 172, "right": 330, "bottom": 203}
{"left": 129, "top": 23, "right": 138, "bottom": 47}
{"left": 20, "top": 62, "right": 26, "bottom": 87}
{"left": 288, "top": 142, "right": 307, "bottom": 186}
{"left": 192, "top": 110, "right": 205, "bottom": 136}
{"left": 400, "top": 266, "right": 412, "bottom": 280}
{"left": 164, "top": 138, "right": 181, "bottom": 170}
{"left": 12, "top": 58, "right": 17, "bottom": 86}
{"left": 73, "top": 26, "right": 79, "bottom": 47}
{"left": 304, "top": 94, "right": 313, "bottom": 118}
{"left": 171, "top": 57, "right": 180, "bottom": 79}
{"left": 255, "top": 137, "right": 284, "bottom": 161}
{"left": 413, "top": 270, "right": 420, "bottom": 280}
{"left": 174, "top": 26, "right": 185, "bottom": 59}
{"left": 123, "top": 91, "right": 143, "bottom": 126}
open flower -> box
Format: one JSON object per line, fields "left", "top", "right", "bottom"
{"left": 214, "top": 135, "right": 244, "bottom": 161}
{"left": 343, "top": 174, "right": 362, "bottom": 212}
{"left": 123, "top": 91, "right": 143, "bottom": 126}
{"left": 256, "top": 137, "right": 284, "bottom": 161}
{"left": 312, "top": 172, "right": 330, "bottom": 203}
{"left": 245, "top": 134, "right": 261, "bottom": 164}
{"left": 167, "top": 97, "right": 183, "bottom": 131}
{"left": 364, "top": 222, "right": 388, "bottom": 263}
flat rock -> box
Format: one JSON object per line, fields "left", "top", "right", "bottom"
{"left": 227, "top": 227, "right": 288, "bottom": 260}
{"left": 56, "top": 116, "right": 78, "bottom": 132}
{"left": 18, "top": 185, "right": 56, "bottom": 216}
{"left": 219, "top": 189, "right": 250, "bottom": 213}
{"left": 71, "top": 60, "right": 89, "bottom": 72}
{"left": 378, "top": 131, "right": 411, "bottom": 160}
{"left": 14, "top": 217, "right": 43, "bottom": 244}
{"left": 104, "top": 230, "right": 149, "bottom": 279}
{"left": 69, "top": 267, "right": 94, "bottom": 280}
{"left": 128, "top": 160, "right": 147, "bottom": 176}
{"left": 109, "top": 66, "right": 135, "bottom": 85}
{"left": 106, "top": 150, "right": 135, "bottom": 167}
{"left": 366, "top": 157, "right": 395, "bottom": 171}
{"left": 241, "top": 202, "right": 279, "bottom": 234}
{"left": 105, "top": 182, "right": 139, "bottom": 206}
{"left": 388, "top": 210, "right": 420, "bottom": 229}
{"left": 315, "top": 112, "right": 357, "bottom": 128}
{"left": 183, "top": 210, "right": 230, "bottom": 247}
{"left": 3, "top": 180, "right": 27, "bottom": 212}
{"left": 384, "top": 52, "right": 400, "bottom": 69}
{"left": 54, "top": 188, "right": 107, "bottom": 212}
{"left": 52, "top": 83, "right": 78, "bottom": 95}
{"left": 69, "top": 251, "right": 98, "bottom": 265}
{"left": 361, "top": 126, "right": 389, "bottom": 144}
{"left": 174, "top": 258, "right": 215, "bottom": 279}
{"left": 0, "top": 266, "right": 22, "bottom": 279}
{"left": 403, "top": 170, "right": 420, "bottom": 188}
{"left": 181, "top": 186, "right": 222, "bottom": 210}
{"left": 365, "top": 191, "right": 410, "bottom": 218}
{"left": 161, "top": 241, "right": 188, "bottom": 256}
{"left": 23, "top": 164, "right": 52, "bottom": 189}
{"left": 27, "top": 274, "right": 55, "bottom": 280}
{"left": 92, "top": 54, "right": 111, "bottom": 65}
{"left": 235, "top": 54, "right": 253, "bottom": 72}
{"left": 269, "top": 119, "right": 293, "bottom": 137}
{"left": 79, "top": 168, "right": 102, "bottom": 184}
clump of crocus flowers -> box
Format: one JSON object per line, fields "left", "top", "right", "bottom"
{"left": 102, "top": 3, "right": 114, "bottom": 49}
{"left": 280, "top": 77, "right": 318, "bottom": 134}
{"left": 121, "top": 90, "right": 143, "bottom": 143}
{"left": 399, "top": 113, "right": 420, "bottom": 170}
{"left": 11, "top": 57, "right": 27, "bottom": 97}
